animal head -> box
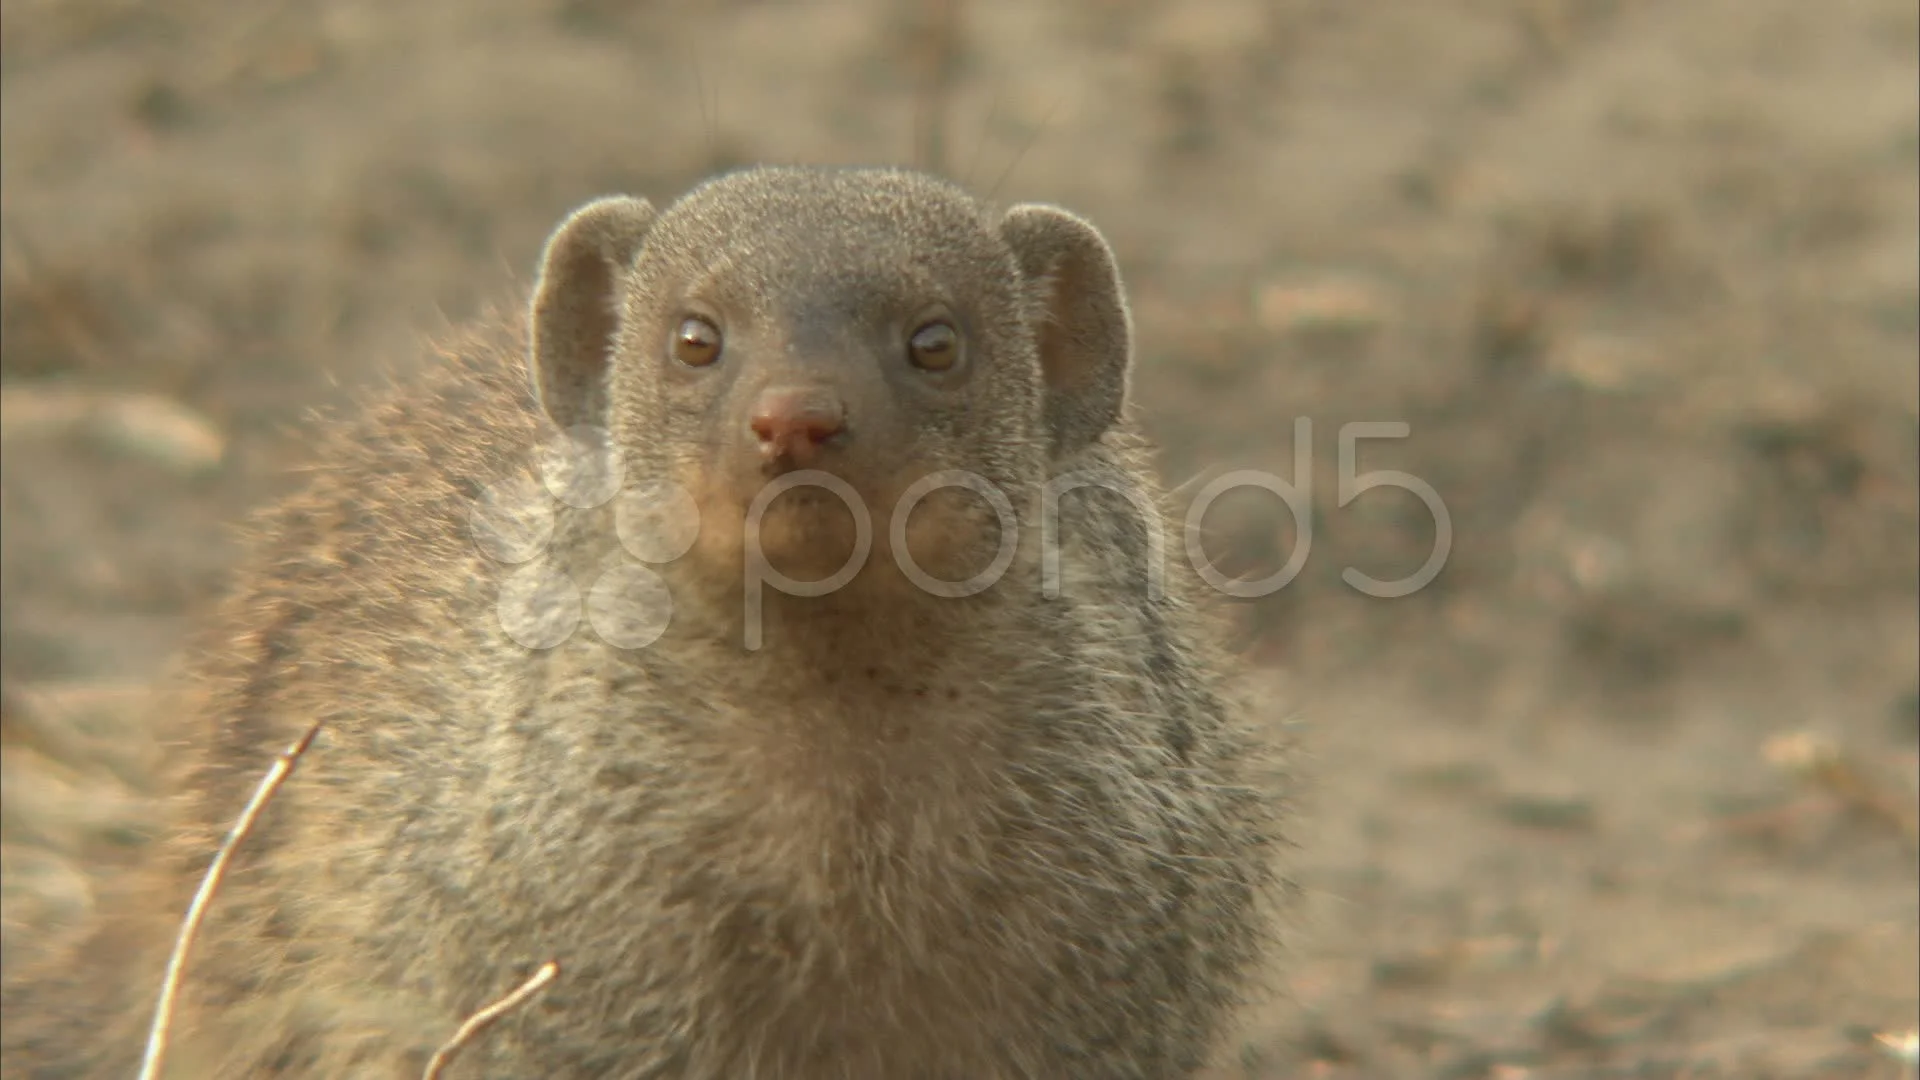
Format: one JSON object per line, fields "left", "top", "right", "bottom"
{"left": 527, "top": 165, "right": 1133, "bottom": 590}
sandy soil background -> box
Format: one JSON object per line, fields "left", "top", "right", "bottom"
{"left": 2, "top": 1, "right": 1916, "bottom": 1076}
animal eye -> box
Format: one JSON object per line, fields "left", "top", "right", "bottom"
{"left": 672, "top": 316, "right": 722, "bottom": 367}
{"left": 907, "top": 321, "right": 960, "bottom": 372}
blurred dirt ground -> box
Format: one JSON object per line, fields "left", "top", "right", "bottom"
{"left": 2, "top": 1, "right": 1916, "bottom": 1076}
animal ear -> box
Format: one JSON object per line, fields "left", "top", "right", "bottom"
{"left": 528, "top": 195, "right": 657, "bottom": 432}
{"left": 998, "top": 204, "right": 1133, "bottom": 457}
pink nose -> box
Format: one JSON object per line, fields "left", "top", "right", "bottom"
{"left": 749, "top": 387, "right": 846, "bottom": 465}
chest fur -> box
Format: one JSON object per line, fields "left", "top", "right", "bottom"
{"left": 460, "top": 678, "right": 1097, "bottom": 1075}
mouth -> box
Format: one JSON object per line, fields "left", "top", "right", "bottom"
{"left": 684, "top": 468, "right": 1017, "bottom": 597}
{"left": 758, "top": 456, "right": 828, "bottom": 482}
{"left": 738, "top": 466, "right": 868, "bottom": 536}
{"left": 762, "top": 486, "right": 848, "bottom": 512}
{"left": 741, "top": 455, "right": 875, "bottom": 516}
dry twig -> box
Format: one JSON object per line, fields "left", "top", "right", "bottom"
{"left": 420, "top": 960, "right": 561, "bottom": 1080}
{"left": 1762, "top": 731, "right": 1920, "bottom": 845}
{"left": 0, "top": 220, "right": 116, "bottom": 373}
{"left": 136, "top": 720, "right": 324, "bottom": 1080}
{"left": 910, "top": 0, "right": 963, "bottom": 177}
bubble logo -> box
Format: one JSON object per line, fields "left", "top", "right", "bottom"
{"left": 467, "top": 425, "right": 700, "bottom": 651}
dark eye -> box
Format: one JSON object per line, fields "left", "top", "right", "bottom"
{"left": 673, "top": 316, "right": 722, "bottom": 367}
{"left": 907, "top": 321, "right": 960, "bottom": 372}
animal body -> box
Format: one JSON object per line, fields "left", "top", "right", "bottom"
{"left": 0, "top": 164, "right": 1287, "bottom": 1079}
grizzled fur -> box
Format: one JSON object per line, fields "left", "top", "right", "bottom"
{"left": 0, "top": 166, "right": 1288, "bottom": 1079}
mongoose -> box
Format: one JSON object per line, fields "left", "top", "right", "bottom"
{"left": 0, "top": 164, "right": 1288, "bottom": 1079}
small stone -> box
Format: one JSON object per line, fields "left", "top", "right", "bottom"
{"left": 0, "top": 385, "right": 226, "bottom": 476}
{"left": 91, "top": 393, "right": 227, "bottom": 475}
